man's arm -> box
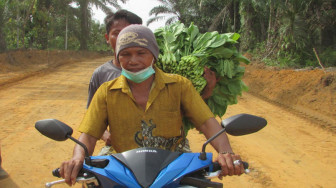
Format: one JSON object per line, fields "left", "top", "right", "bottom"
{"left": 87, "top": 72, "right": 113, "bottom": 147}
{"left": 59, "top": 133, "right": 98, "bottom": 186}
{"left": 101, "top": 130, "right": 111, "bottom": 146}
{"left": 87, "top": 77, "right": 99, "bottom": 108}
{"left": 198, "top": 118, "right": 244, "bottom": 177}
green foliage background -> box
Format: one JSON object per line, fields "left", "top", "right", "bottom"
{"left": 147, "top": 0, "right": 336, "bottom": 68}
{"left": 0, "top": 0, "right": 119, "bottom": 52}
{"left": 0, "top": 0, "right": 335, "bottom": 67}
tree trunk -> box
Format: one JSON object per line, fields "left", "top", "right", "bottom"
{"left": 266, "top": 0, "right": 282, "bottom": 57}
{"left": 259, "top": 16, "right": 266, "bottom": 41}
{"left": 0, "top": 3, "right": 7, "bottom": 52}
{"left": 266, "top": 0, "right": 274, "bottom": 50}
{"left": 16, "top": 9, "right": 20, "bottom": 48}
{"left": 79, "top": 0, "right": 89, "bottom": 50}
{"left": 0, "top": 29, "right": 6, "bottom": 52}
{"left": 65, "top": 8, "right": 68, "bottom": 50}
{"left": 21, "top": 0, "right": 36, "bottom": 49}
{"left": 233, "top": 0, "right": 236, "bottom": 32}
{"left": 35, "top": 0, "right": 50, "bottom": 49}
{"left": 208, "top": 4, "right": 230, "bottom": 32}
{"left": 239, "top": 2, "right": 254, "bottom": 51}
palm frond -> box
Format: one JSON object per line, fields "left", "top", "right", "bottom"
{"left": 149, "top": 5, "right": 173, "bottom": 16}
{"left": 147, "top": 15, "right": 165, "bottom": 26}
{"left": 157, "top": 0, "right": 170, "bottom": 6}
{"left": 89, "top": 0, "right": 121, "bottom": 10}
{"left": 165, "top": 16, "right": 177, "bottom": 25}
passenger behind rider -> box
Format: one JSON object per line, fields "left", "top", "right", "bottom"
{"left": 60, "top": 24, "right": 245, "bottom": 186}
{"left": 88, "top": 9, "right": 218, "bottom": 155}
{"left": 87, "top": 10, "right": 143, "bottom": 155}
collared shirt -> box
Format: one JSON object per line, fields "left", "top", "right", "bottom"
{"left": 78, "top": 67, "right": 214, "bottom": 152}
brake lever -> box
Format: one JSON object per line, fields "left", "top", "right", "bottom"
{"left": 205, "top": 170, "right": 222, "bottom": 179}
{"left": 45, "top": 177, "right": 98, "bottom": 188}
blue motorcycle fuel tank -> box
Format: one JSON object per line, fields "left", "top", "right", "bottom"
{"left": 82, "top": 147, "right": 213, "bottom": 188}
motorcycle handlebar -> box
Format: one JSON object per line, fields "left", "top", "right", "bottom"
{"left": 52, "top": 168, "right": 91, "bottom": 178}
{"left": 52, "top": 168, "right": 61, "bottom": 178}
{"left": 212, "top": 161, "right": 249, "bottom": 173}
{"left": 50, "top": 161, "right": 249, "bottom": 187}
{"left": 52, "top": 161, "right": 250, "bottom": 179}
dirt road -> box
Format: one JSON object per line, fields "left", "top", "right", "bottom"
{"left": 0, "top": 57, "right": 335, "bottom": 188}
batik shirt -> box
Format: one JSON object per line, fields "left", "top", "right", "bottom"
{"left": 79, "top": 67, "right": 214, "bottom": 153}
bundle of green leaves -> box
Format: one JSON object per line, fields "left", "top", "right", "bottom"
{"left": 154, "top": 22, "right": 250, "bottom": 134}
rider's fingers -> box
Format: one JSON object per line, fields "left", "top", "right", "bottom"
{"left": 218, "top": 153, "right": 233, "bottom": 176}
{"left": 232, "top": 155, "right": 243, "bottom": 175}
{"left": 59, "top": 163, "right": 65, "bottom": 179}
{"left": 71, "top": 162, "right": 82, "bottom": 185}
{"left": 239, "top": 158, "right": 245, "bottom": 175}
{"left": 218, "top": 153, "right": 246, "bottom": 178}
{"left": 240, "top": 162, "right": 245, "bottom": 175}
{"left": 64, "top": 161, "right": 75, "bottom": 186}
{"left": 224, "top": 154, "right": 235, "bottom": 176}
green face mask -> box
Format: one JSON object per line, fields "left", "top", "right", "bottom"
{"left": 121, "top": 60, "right": 155, "bottom": 83}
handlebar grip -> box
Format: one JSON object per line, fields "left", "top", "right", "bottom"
{"left": 52, "top": 168, "right": 61, "bottom": 178}
{"left": 52, "top": 168, "right": 88, "bottom": 178}
{"left": 242, "top": 161, "right": 249, "bottom": 169}
{"left": 212, "top": 162, "right": 222, "bottom": 171}
{"left": 212, "top": 161, "right": 249, "bottom": 171}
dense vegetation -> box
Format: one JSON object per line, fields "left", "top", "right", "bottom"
{"left": 147, "top": 0, "right": 336, "bottom": 67}
{"left": 0, "top": 0, "right": 335, "bottom": 67}
{"left": 0, "top": 0, "right": 125, "bottom": 52}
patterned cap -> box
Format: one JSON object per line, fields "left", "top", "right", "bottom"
{"left": 116, "top": 25, "right": 159, "bottom": 61}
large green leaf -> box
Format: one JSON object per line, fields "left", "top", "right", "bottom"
{"left": 187, "top": 22, "right": 199, "bottom": 42}
{"left": 209, "top": 47, "right": 234, "bottom": 59}
{"left": 193, "top": 31, "right": 218, "bottom": 52}
{"left": 209, "top": 35, "right": 227, "bottom": 48}
{"left": 227, "top": 80, "right": 242, "bottom": 94}
{"left": 164, "top": 32, "right": 176, "bottom": 44}
{"left": 234, "top": 53, "right": 251, "bottom": 64}
{"left": 171, "top": 22, "right": 185, "bottom": 37}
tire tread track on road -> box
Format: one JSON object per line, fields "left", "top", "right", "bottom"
{"left": 248, "top": 91, "right": 336, "bottom": 134}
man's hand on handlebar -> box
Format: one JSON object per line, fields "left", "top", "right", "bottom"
{"left": 59, "top": 133, "right": 97, "bottom": 186}
{"left": 216, "top": 152, "right": 245, "bottom": 179}
{"left": 59, "top": 158, "right": 84, "bottom": 186}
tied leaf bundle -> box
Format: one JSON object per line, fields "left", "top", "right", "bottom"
{"left": 154, "top": 22, "right": 250, "bottom": 134}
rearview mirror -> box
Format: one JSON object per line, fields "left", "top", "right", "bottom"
{"left": 200, "top": 113, "right": 267, "bottom": 160}
{"left": 35, "top": 119, "right": 73, "bottom": 141}
{"left": 221, "top": 114, "right": 267, "bottom": 136}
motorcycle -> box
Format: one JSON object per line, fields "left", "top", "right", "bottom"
{"left": 35, "top": 113, "right": 267, "bottom": 188}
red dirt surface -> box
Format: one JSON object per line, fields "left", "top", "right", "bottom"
{"left": 0, "top": 50, "right": 335, "bottom": 187}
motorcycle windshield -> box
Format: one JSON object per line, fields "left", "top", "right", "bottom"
{"left": 111, "top": 147, "right": 182, "bottom": 188}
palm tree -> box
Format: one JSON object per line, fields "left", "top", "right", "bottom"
{"left": 147, "top": 0, "right": 188, "bottom": 27}
{"left": 75, "top": 0, "right": 126, "bottom": 50}
{"left": 207, "top": 1, "right": 232, "bottom": 32}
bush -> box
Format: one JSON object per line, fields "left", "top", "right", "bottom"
{"left": 318, "top": 48, "right": 336, "bottom": 67}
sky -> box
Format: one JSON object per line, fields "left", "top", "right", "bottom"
{"left": 92, "top": 0, "right": 168, "bottom": 31}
